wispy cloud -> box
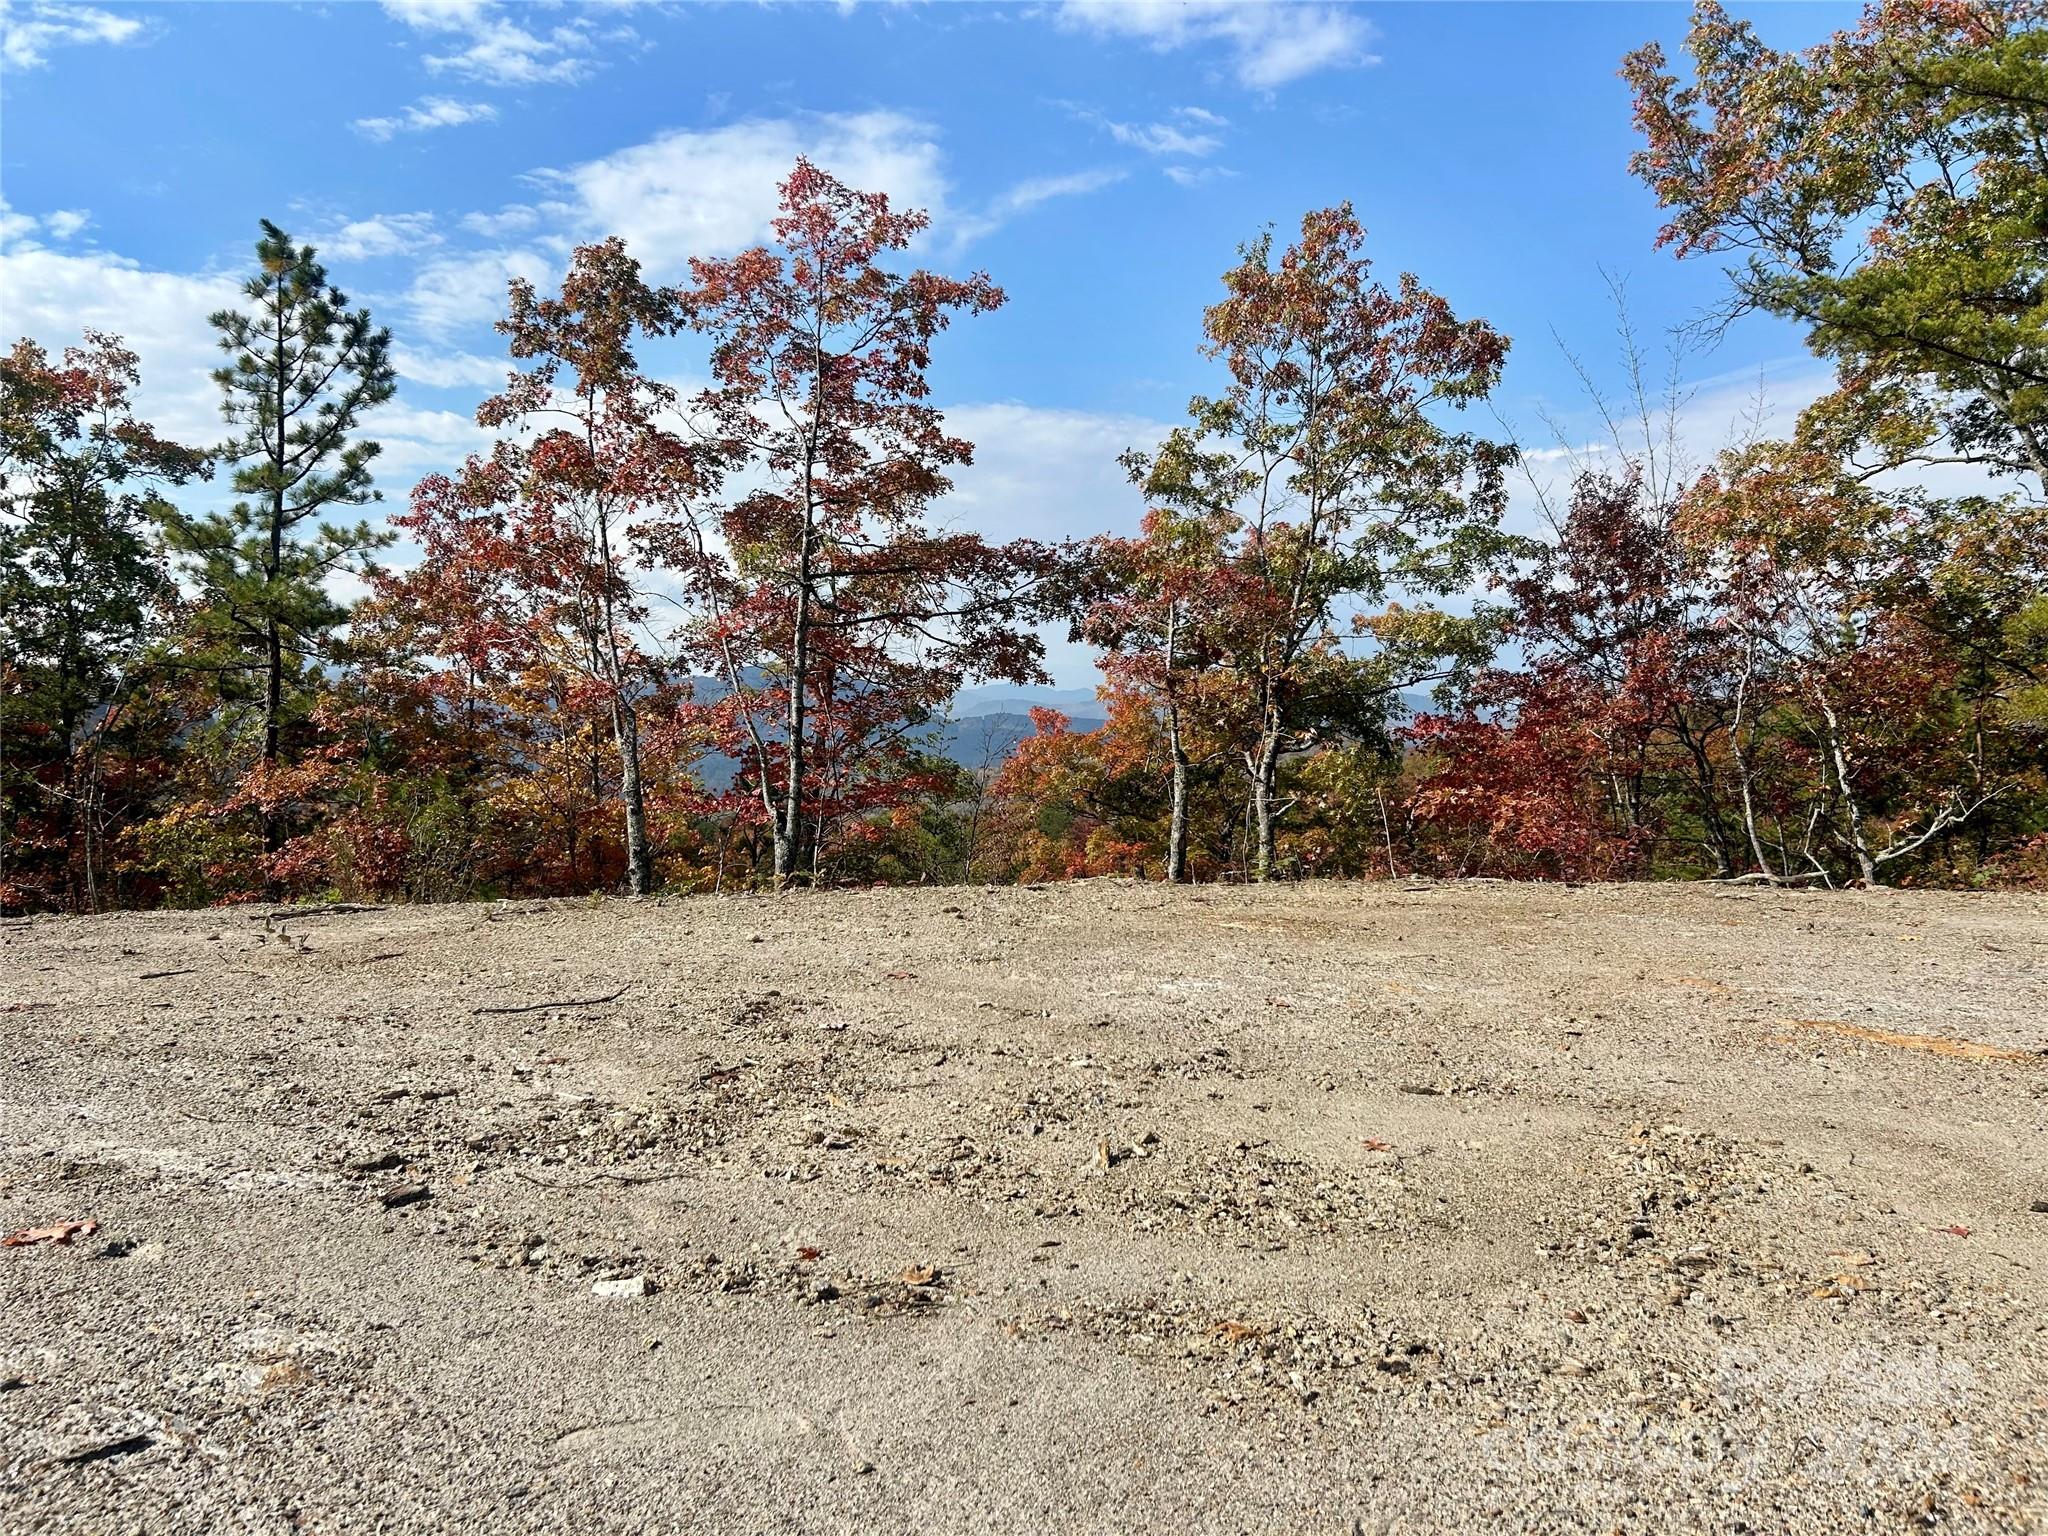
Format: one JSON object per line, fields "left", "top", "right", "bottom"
{"left": 950, "top": 166, "right": 1129, "bottom": 248}
{"left": 404, "top": 246, "right": 557, "bottom": 338}
{"left": 1, "top": 1, "right": 149, "bottom": 70}
{"left": 1063, "top": 103, "right": 1227, "bottom": 160}
{"left": 377, "top": 0, "right": 651, "bottom": 87}
{"left": 1163, "top": 164, "right": 1235, "bottom": 190}
{"left": 317, "top": 212, "right": 443, "bottom": 261}
{"left": 460, "top": 203, "right": 552, "bottom": 238}
{"left": 1106, "top": 118, "right": 1221, "bottom": 157}
{"left": 1054, "top": 1, "right": 1375, "bottom": 89}
{"left": 391, "top": 345, "right": 510, "bottom": 391}
{"left": 353, "top": 95, "right": 500, "bottom": 141}
{"left": 995, "top": 167, "right": 1129, "bottom": 215}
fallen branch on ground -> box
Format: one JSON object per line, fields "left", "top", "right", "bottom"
{"left": 251, "top": 903, "right": 382, "bottom": 922}
{"left": 474, "top": 985, "right": 632, "bottom": 1016}
{"left": 506, "top": 1165, "right": 684, "bottom": 1190}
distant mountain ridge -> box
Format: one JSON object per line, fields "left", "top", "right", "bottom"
{"left": 688, "top": 679, "right": 1442, "bottom": 784}
{"left": 949, "top": 683, "right": 1104, "bottom": 719}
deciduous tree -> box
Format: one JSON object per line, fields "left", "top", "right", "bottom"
{"left": 666, "top": 158, "right": 1051, "bottom": 886}
{"left": 1626, "top": 0, "right": 2048, "bottom": 492}
{"left": 0, "top": 333, "right": 206, "bottom": 910}
{"left": 386, "top": 238, "right": 687, "bottom": 896}
{"left": 1128, "top": 204, "right": 1520, "bottom": 878}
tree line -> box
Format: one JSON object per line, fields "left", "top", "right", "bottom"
{"left": 4, "top": 1, "right": 2044, "bottom": 910}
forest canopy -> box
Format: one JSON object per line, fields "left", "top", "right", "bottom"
{"left": 4, "top": 0, "right": 2045, "bottom": 910}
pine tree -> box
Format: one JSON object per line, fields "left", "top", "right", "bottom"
{"left": 160, "top": 221, "right": 394, "bottom": 882}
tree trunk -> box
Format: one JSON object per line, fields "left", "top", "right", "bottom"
{"left": 1811, "top": 680, "right": 1878, "bottom": 885}
{"left": 1162, "top": 605, "right": 1189, "bottom": 885}
{"left": 262, "top": 293, "right": 288, "bottom": 898}
{"left": 612, "top": 700, "right": 653, "bottom": 897}
{"left": 777, "top": 580, "right": 811, "bottom": 888}
{"left": 1730, "top": 641, "right": 1774, "bottom": 876}
{"left": 1165, "top": 700, "right": 1189, "bottom": 884}
{"left": 1250, "top": 723, "right": 1282, "bottom": 882}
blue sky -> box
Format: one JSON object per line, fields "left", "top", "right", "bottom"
{"left": 1, "top": 0, "right": 1857, "bottom": 680}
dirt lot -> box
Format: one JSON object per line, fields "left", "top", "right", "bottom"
{"left": 2, "top": 879, "right": 2045, "bottom": 1534}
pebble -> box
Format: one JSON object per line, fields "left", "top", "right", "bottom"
{"left": 379, "top": 1182, "right": 429, "bottom": 1209}
{"left": 592, "top": 1276, "right": 652, "bottom": 1300}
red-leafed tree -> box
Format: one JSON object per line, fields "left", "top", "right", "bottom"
{"left": 385, "top": 238, "right": 690, "bottom": 896}
{"left": 1409, "top": 471, "right": 1744, "bottom": 878}
{"left": 661, "top": 158, "right": 1053, "bottom": 887}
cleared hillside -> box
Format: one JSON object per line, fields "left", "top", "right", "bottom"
{"left": 3, "top": 880, "right": 2045, "bottom": 1533}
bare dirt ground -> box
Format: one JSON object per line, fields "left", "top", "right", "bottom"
{"left": 2, "top": 879, "right": 2045, "bottom": 1535}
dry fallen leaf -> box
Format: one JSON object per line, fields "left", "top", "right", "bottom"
{"left": 897, "top": 1264, "right": 939, "bottom": 1287}
{"left": 1361, "top": 1137, "right": 1394, "bottom": 1152}
{"left": 3, "top": 1219, "right": 98, "bottom": 1248}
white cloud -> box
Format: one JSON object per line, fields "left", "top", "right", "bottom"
{"left": 1104, "top": 117, "right": 1221, "bottom": 157}
{"left": 993, "top": 168, "right": 1128, "bottom": 216}
{"left": 942, "top": 402, "right": 1163, "bottom": 545}
{"left": 541, "top": 112, "right": 950, "bottom": 280}
{"left": 391, "top": 345, "right": 509, "bottom": 390}
{"left": 364, "top": 400, "right": 496, "bottom": 485}
{"left": 543, "top": 114, "right": 1121, "bottom": 269}
{"left": 948, "top": 167, "right": 1128, "bottom": 248}
{"left": 460, "top": 203, "right": 549, "bottom": 238}
{"left": 1501, "top": 359, "right": 1836, "bottom": 542}
{"left": 318, "top": 212, "right": 442, "bottom": 261}
{"left": 403, "top": 246, "right": 557, "bottom": 338}
{"left": 0, "top": 202, "right": 35, "bottom": 247}
{"left": 0, "top": 201, "right": 91, "bottom": 246}
{"left": 1062, "top": 102, "right": 1227, "bottom": 160}
{"left": 1055, "top": 1, "right": 1375, "bottom": 89}
{"left": 1, "top": 1, "right": 147, "bottom": 70}
{"left": 353, "top": 95, "right": 499, "bottom": 141}
{"left": 0, "top": 240, "right": 499, "bottom": 521}
{"left": 379, "top": 0, "right": 629, "bottom": 86}
{"left": 0, "top": 243, "right": 234, "bottom": 450}
{"left": 942, "top": 402, "right": 1172, "bottom": 682}
{"left": 1163, "top": 164, "right": 1235, "bottom": 189}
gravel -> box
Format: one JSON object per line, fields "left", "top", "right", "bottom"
{"left": 2, "top": 878, "right": 2045, "bottom": 1534}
